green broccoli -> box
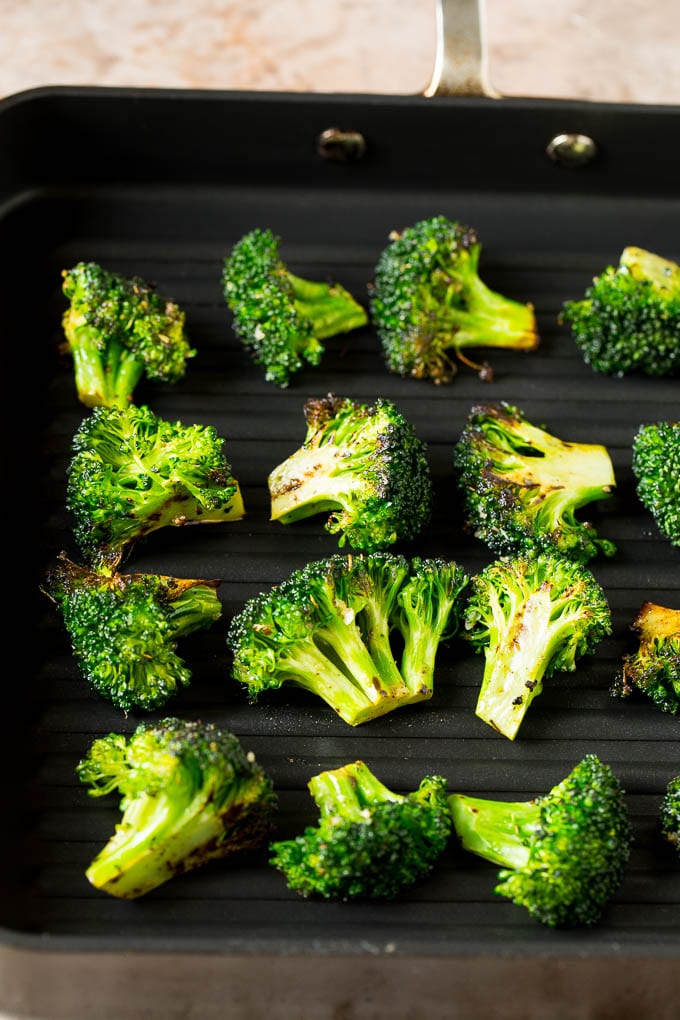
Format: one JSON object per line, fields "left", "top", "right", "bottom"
{"left": 77, "top": 717, "right": 277, "bottom": 899}
{"left": 631, "top": 420, "right": 680, "bottom": 547}
{"left": 449, "top": 754, "right": 632, "bottom": 927}
{"left": 462, "top": 552, "right": 612, "bottom": 741}
{"left": 369, "top": 215, "right": 538, "bottom": 384}
{"left": 66, "top": 403, "right": 245, "bottom": 569}
{"left": 452, "top": 402, "right": 617, "bottom": 563}
{"left": 41, "top": 553, "right": 222, "bottom": 712}
{"left": 227, "top": 552, "right": 469, "bottom": 726}
{"left": 561, "top": 246, "right": 680, "bottom": 376}
{"left": 660, "top": 775, "right": 680, "bottom": 855}
{"left": 222, "top": 227, "right": 368, "bottom": 386}
{"left": 61, "top": 261, "right": 195, "bottom": 408}
{"left": 269, "top": 759, "right": 452, "bottom": 900}
{"left": 268, "top": 393, "right": 432, "bottom": 552}
{"left": 612, "top": 601, "right": 680, "bottom": 714}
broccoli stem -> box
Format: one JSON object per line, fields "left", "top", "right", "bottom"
{"left": 448, "top": 792, "right": 538, "bottom": 869}
{"left": 309, "top": 760, "right": 401, "bottom": 820}
{"left": 166, "top": 582, "right": 222, "bottom": 637}
{"left": 398, "top": 593, "right": 456, "bottom": 695}
{"left": 287, "top": 273, "right": 368, "bottom": 339}
{"left": 269, "top": 443, "right": 356, "bottom": 523}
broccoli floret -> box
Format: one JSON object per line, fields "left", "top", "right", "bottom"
{"left": 268, "top": 393, "right": 432, "bottom": 552}
{"left": 449, "top": 754, "right": 632, "bottom": 927}
{"left": 612, "top": 601, "right": 680, "bottom": 714}
{"left": 660, "top": 776, "right": 680, "bottom": 855}
{"left": 453, "top": 401, "right": 617, "bottom": 563}
{"left": 227, "top": 552, "right": 469, "bottom": 726}
{"left": 41, "top": 553, "right": 222, "bottom": 712}
{"left": 631, "top": 420, "right": 680, "bottom": 547}
{"left": 462, "top": 552, "right": 612, "bottom": 741}
{"left": 369, "top": 215, "right": 538, "bottom": 384}
{"left": 77, "top": 717, "right": 277, "bottom": 899}
{"left": 66, "top": 403, "right": 245, "bottom": 569}
{"left": 222, "top": 228, "right": 368, "bottom": 387}
{"left": 269, "top": 759, "right": 451, "bottom": 900}
{"left": 61, "top": 261, "right": 195, "bottom": 408}
{"left": 561, "top": 247, "right": 680, "bottom": 376}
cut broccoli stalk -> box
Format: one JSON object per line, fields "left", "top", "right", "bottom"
{"left": 269, "top": 760, "right": 452, "bottom": 900}
{"left": 449, "top": 754, "right": 632, "bottom": 927}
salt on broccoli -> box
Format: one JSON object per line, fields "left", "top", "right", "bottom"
{"left": 268, "top": 393, "right": 433, "bottom": 552}
{"left": 269, "top": 759, "right": 452, "bottom": 900}
{"left": 631, "top": 420, "right": 680, "bottom": 547}
{"left": 61, "top": 261, "right": 195, "bottom": 408}
{"left": 66, "top": 403, "right": 245, "bottom": 569}
{"left": 561, "top": 246, "right": 680, "bottom": 376}
{"left": 462, "top": 552, "right": 612, "bottom": 741}
{"left": 452, "top": 401, "right": 617, "bottom": 563}
{"left": 41, "top": 553, "right": 222, "bottom": 712}
{"left": 222, "top": 227, "right": 368, "bottom": 386}
{"left": 77, "top": 717, "right": 277, "bottom": 899}
{"left": 369, "top": 215, "right": 538, "bottom": 384}
{"left": 660, "top": 775, "right": 680, "bottom": 856}
{"left": 449, "top": 753, "right": 632, "bottom": 927}
{"left": 227, "top": 552, "right": 469, "bottom": 726}
{"left": 612, "top": 601, "right": 680, "bottom": 714}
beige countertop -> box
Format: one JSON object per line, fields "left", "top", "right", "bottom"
{"left": 1, "top": 0, "right": 679, "bottom": 105}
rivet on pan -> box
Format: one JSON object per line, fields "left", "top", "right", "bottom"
{"left": 546, "top": 133, "right": 598, "bottom": 168}
{"left": 317, "top": 127, "right": 367, "bottom": 162}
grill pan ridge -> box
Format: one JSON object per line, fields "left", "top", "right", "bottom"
{"left": 1, "top": 82, "right": 680, "bottom": 1016}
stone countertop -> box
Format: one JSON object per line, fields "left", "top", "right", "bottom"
{"left": 1, "top": 0, "right": 679, "bottom": 105}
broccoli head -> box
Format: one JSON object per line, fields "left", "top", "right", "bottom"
{"left": 42, "top": 553, "right": 222, "bottom": 712}
{"left": 463, "top": 552, "right": 612, "bottom": 741}
{"left": 449, "top": 754, "right": 632, "bottom": 927}
{"left": 561, "top": 246, "right": 680, "bottom": 376}
{"left": 61, "top": 261, "right": 195, "bottom": 408}
{"left": 369, "top": 215, "right": 538, "bottom": 384}
{"left": 222, "top": 228, "right": 368, "bottom": 387}
{"left": 77, "top": 717, "right": 277, "bottom": 899}
{"left": 269, "top": 759, "right": 452, "bottom": 900}
{"left": 631, "top": 420, "right": 680, "bottom": 547}
{"left": 227, "top": 552, "right": 469, "bottom": 726}
{"left": 268, "top": 393, "right": 432, "bottom": 552}
{"left": 660, "top": 775, "right": 680, "bottom": 855}
{"left": 452, "top": 402, "right": 617, "bottom": 563}
{"left": 612, "top": 601, "right": 680, "bottom": 714}
{"left": 66, "top": 403, "right": 245, "bottom": 569}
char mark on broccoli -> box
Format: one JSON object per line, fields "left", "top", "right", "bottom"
{"left": 269, "top": 760, "right": 452, "bottom": 900}
{"left": 612, "top": 601, "right": 680, "bottom": 714}
{"left": 561, "top": 246, "right": 680, "bottom": 376}
{"left": 222, "top": 228, "right": 368, "bottom": 387}
{"left": 369, "top": 215, "right": 538, "bottom": 384}
{"left": 631, "top": 420, "right": 680, "bottom": 547}
{"left": 462, "top": 551, "right": 612, "bottom": 740}
{"left": 453, "top": 401, "right": 617, "bottom": 563}
{"left": 268, "top": 393, "right": 433, "bottom": 552}
{"left": 449, "top": 754, "right": 632, "bottom": 927}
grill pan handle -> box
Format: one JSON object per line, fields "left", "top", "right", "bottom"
{"left": 423, "top": 0, "right": 499, "bottom": 98}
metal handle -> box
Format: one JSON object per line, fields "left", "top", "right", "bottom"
{"left": 423, "top": 0, "right": 499, "bottom": 98}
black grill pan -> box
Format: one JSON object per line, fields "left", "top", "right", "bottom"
{"left": 2, "top": 3, "right": 680, "bottom": 1017}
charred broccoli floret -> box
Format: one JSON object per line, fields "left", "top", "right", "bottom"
{"left": 660, "top": 776, "right": 680, "bottom": 856}
{"left": 222, "top": 227, "right": 368, "bottom": 386}
{"left": 612, "top": 601, "right": 680, "bottom": 714}
{"left": 449, "top": 754, "right": 632, "bottom": 927}
{"left": 66, "top": 403, "right": 245, "bottom": 569}
{"left": 268, "top": 393, "right": 432, "bottom": 552}
{"left": 452, "top": 401, "right": 617, "bottom": 563}
{"left": 561, "top": 247, "right": 680, "bottom": 376}
{"left": 41, "top": 553, "right": 222, "bottom": 712}
{"left": 77, "top": 717, "right": 277, "bottom": 899}
{"left": 269, "top": 760, "right": 452, "bottom": 900}
{"left": 61, "top": 261, "right": 195, "bottom": 408}
{"left": 227, "top": 552, "right": 469, "bottom": 726}
{"left": 369, "top": 215, "right": 538, "bottom": 384}
{"left": 462, "top": 552, "right": 612, "bottom": 741}
{"left": 631, "top": 420, "right": 680, "bottom": 547}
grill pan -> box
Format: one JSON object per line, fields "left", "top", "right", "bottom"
{"left": 2, "top": 1, "right": 680, "bottom": 1016}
